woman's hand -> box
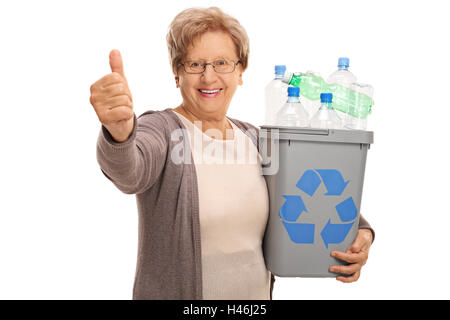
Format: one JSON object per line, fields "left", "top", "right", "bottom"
{"left": 90, "top": 49, "right": 134, "bottom": 142}
{"left": 329, "top": 228, "right": 373, "bottom": 283}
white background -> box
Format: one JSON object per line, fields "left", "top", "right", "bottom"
{"left": 1, "top": 0, "right": 449, "bottom": 299}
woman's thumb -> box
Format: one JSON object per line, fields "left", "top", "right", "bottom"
{"left": 109, "top": 49, "right": 126, "bottom": 79}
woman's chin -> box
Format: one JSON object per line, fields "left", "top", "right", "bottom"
{"left": 196, "top": 103, "right": 226, "bottom": 115}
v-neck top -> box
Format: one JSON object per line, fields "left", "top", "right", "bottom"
{"left": 174, "top": 111, "right": 271, "bottom": 299}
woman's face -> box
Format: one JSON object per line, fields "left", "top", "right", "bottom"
{"left": 176, "top": 30, "right": 243, "bottom": 120}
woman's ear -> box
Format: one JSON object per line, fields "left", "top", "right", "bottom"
{"left": 238, "top": 70, "right": 243, "bottom": 86}
{"left": 175, "top": 75, "right": 179, "bottom": 88}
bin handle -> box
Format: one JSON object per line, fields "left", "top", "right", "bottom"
{"left": 260, "top": 126, "right": 329, "bottom": 136}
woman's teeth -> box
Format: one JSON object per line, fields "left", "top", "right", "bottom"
{"left": 199, "top": 89, "right": 221, "bottom": 94}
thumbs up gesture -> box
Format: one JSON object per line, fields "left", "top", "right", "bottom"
{"left": 90, "top": 49, "right": 134, "bottom": 142}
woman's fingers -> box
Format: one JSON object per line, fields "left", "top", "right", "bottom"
{"left": 330, "top": 262, "right": 361, "bottom": 275}
{"left": 336, "top": 271, "right": 361, "bottom": 283}
{"left": 329, "top": 245, "right": 368, "bottom": 283}
{"left": 331, "top": 250, "right": 361, "bottom": 264}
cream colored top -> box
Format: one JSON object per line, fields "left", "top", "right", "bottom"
{"left": 174, "top": 111, "right": 271, "bottom": 300}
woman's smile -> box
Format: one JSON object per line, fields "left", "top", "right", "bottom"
{"left": 198, "top": 88, "right": 223, "bottom": 98}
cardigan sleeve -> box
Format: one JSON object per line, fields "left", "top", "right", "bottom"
{"left": 96, "top": 112, "right": 169, "bottom": 195}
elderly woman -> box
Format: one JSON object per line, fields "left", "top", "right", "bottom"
{"left": 90, "top": 7, "right": 374, "bottom": 300}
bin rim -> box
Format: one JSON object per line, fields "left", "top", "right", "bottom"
{"left": 259, "top": 125, "right": 374, "bottom": 145}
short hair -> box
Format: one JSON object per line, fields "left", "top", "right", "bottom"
{"left": 166, "top": 7, "right": 250, "bottom": 75}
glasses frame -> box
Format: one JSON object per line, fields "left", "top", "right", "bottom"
{"left": 179, "top": 59, "right": 241, "bottom": 74}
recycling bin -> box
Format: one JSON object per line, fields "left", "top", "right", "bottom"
{"left": 260, "top": 126, "right": 373, "bottom": 277}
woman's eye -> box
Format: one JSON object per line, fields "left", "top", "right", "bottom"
{"left": 190, "top": 62, "right": 201, "bottom": 67}
{"left": 215, "top": 60, "right": 227, "bottom": 66}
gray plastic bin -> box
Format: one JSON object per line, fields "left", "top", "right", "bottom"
{"left": 260, "top": 126, "right": 373, "bottom": 277}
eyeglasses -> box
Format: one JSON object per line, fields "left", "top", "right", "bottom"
{"left": 179, "top": 59, "right": 241, "bottom": 74}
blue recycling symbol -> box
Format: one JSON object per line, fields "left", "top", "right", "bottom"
{"left": 280, "top": 169, "right": 358, "bottom": 249}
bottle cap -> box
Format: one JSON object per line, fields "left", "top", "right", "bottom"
{"left": 288, "top": 86, "right": 300, "bottom": 97}
{"left": 320, "top": 93, "right": 333, "bottom": 103}
{"left": 275, "top": 65, "right": 286, "bottom": 75}
{"left": 282, "top": 72, "right": 293, "bottom": 84}
{"left": 338, "top": 57, "right": 350, "bottom": 69}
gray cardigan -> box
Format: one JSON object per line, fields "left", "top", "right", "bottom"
{"left": 96, "top": 108, "right": 373, "bottom": 300}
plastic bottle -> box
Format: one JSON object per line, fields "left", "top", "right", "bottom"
{"left": 283, "top": 72, "right": 325, "bottom": 101}
{"left": 346, "top": 82, "right": 374, "bottom": 130}
{"left": 265, "top": 65, "right": 288, "bottom": 125}
{"left": 276, "top": 86, "right": 309, "bottom": 127}
{"left": 299, "top": 71, "right": 323, "bottom": 119}
{"left": 327, "top": 57, "right": 357, "bottom": 87}
{"left": 310, "top": 93, "right": 342, "bottom": 129}
{"left": 282, "top": 72, "right": 373, "bottom": 120}
{"left": 327, "top": 57, "right": 357, "bottom": 127}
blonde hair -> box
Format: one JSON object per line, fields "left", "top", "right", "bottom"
{"left": 166, "top": 7, "right": 250, "bottom": 75}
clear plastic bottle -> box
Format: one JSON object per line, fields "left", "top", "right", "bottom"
{"left": 310, "top": 93, "right": 342, "bottom": 129}
{"left": 276, "top": 86, "right": 309, "bottom": 127}
{"left": 347, "top": 82, "right": 374, "bottom": 130}
{"left": 327, "top": 57, "right": 357, "bottom": 127}
{"left": 265, "top": 65, "right": 288, "bottom": 125}
{"left": 327, "top": 57, "right": 357, "bottom": 87}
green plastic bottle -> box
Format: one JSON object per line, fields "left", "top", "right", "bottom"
{"left": 282, "top": 72, "right": 374, "bottom": 119}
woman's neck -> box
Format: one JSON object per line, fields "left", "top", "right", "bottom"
{"left": 174, "top": 104, "right": 234, "bottom": 140}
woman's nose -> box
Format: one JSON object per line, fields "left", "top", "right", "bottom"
{"left": 201, "top": 64, "right": 218, "bottom": 82}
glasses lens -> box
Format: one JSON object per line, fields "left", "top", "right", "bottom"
{"left": 213, "top": 59, "right": 233, "bottom": 73}
{"left": 185, "top": 61, "right": 204, "bottom": 73}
